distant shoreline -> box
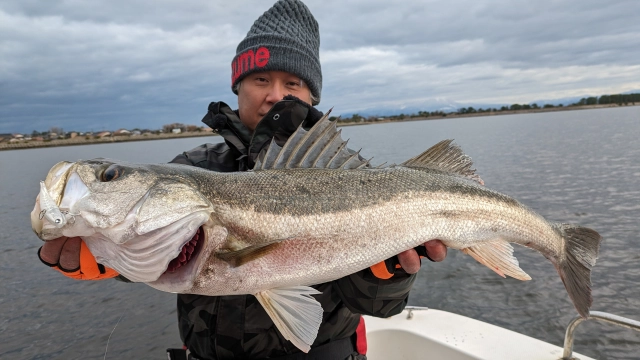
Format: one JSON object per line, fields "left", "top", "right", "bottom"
{"left": 336, "top": 102, "right": 638, "bottom": 126}
{"left": 0, "top": 131, "right": 217, "bottom": 151}
{"left": 1, "top": 103, "right": 636, "bottom": 151}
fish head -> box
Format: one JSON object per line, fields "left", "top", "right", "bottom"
{"left": 31, "top": 159, "right": 219, "bottom": 287}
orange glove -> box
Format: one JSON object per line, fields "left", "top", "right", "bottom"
{"left": 38, "top": 237, "right": 119, "bottom": 280}
{"left": 370, "top": 240, "right": 447, "bottom": 279}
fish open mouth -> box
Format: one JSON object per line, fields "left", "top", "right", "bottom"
{"left": 165, "top": 226, "right": 204, "bottom": 273}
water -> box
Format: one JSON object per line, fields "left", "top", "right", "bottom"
{"left": 1, "top": 106, "right": 639, "bottom": 359}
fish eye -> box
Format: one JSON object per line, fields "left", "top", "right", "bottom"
{"left": 100, "top": 165, "right": 123, "bottom": 182}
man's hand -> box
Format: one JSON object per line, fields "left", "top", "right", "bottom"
{"left": 370, "top": 240, "right": 447, "bottom": 279}
{"left": 38, "top": 237, "right": 119, "bottom": 280}
{"left": 397, "top": 240, "right": 447, "bottom": 274}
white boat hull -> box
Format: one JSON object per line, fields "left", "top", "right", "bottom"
{"left": 364, "top": 307, "right": 595, "bottom": 360}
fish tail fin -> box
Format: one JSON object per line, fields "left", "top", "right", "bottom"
{"left": 553, "top": 223, "right": 601, "bottom": 318}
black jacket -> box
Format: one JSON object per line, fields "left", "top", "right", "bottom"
{"left": 170, "top": 98, "right": 416, "bottom": 359}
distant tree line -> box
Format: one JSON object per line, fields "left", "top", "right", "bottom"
{"left": 332, "top": 110, "right": 450, "bottom": 124}
{"left": 333, "top": 92, "right": 639, "bottom": 124}
{"left": 572, "top": 93, "right": 640, "bottom": 106}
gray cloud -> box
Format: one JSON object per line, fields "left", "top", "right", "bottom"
{"left": 1, "top": 0, "right": 639, "bottom": 133}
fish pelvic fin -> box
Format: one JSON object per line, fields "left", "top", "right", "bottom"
{"left": 401, "top": 139, "right": 484, "bottom": 185}
{"left": 552, "top": 223, "right": 601, "bottom": 318}
{"left": 255, "top": 286, "right": 323, "bottom": 353}
{"left": 253, "top": 109, "right": 372, "bottom": 171}
{"left": 462, "top": 240, "right": 532, "bottom": 281}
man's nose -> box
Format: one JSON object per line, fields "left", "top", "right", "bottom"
{"left": 265, "top": 84, "right": 287, "bottom": 104}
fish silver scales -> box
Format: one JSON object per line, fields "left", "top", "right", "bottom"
{"left": 31, "top": 112, "right": 601, "bottom": 353}
{"left": 195, "top": 167, "right": 558, "bottom": 290}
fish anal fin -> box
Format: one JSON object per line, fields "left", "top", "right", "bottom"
{"left": 401, "top": 139, "right": 484, "bottom": 185}
{"left": 462, "top": 241, "right": 531, "bottom": 281}
{"left": 216, "top": 242, "right": 281, "bottom": 267}
{"left": 255, "top": 286, "right": 323, "bottom": 353}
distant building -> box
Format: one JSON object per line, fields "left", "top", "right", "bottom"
{"left": 113, "top": 129, "right": 130, "bottom": 136}
{"left": 96, "top": 131, "right": 111, "bottom": 138}
{"left": 172, "top": 128, "right": 182, "bottom": 134}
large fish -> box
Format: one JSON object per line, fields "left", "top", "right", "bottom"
{"left": 31, "top": 113, "right": 601, "bottom": 352}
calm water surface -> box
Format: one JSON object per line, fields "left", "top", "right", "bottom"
{"left": 1, "top": 106, "right": 639, "bottom": 359}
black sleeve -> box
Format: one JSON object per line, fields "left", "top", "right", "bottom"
{"left": 332, "top": 266, "right": 417, "bottom": 318}
{"left": 170, "top": 142, "right": 240, "bottom": 172}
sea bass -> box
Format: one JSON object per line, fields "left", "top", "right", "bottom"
{"left": 31, "top": 113, "right": 601, "bottom": 352}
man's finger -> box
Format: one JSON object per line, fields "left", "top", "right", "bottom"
{"left": 397, "top": 248, "right": 421, "bottom": 274}
{"left": 424, "top": 240, "right": 447, "bottom": 262}
{"left": 59, "top": 237, "right": 82, "bottom": 271}
{"left": 39, "top": 237, "right": 68, "bottom": 265}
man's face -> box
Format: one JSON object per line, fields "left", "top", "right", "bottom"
{"left": 237, "top": 70, "right": 313, "bottom": 131}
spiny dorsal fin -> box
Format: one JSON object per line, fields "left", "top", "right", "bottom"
{"left": 255, "top": 139, "right": 282, "bottom": 170}
{"left": 401, "top": 139, "right": 484, "bottom": 185}
{"left": 286, "top": 113, "right": 335, "bottom": 168}
{"left": 273, "top": 126, "right": 307, "bottom": 169}
{"left": 254, "top": 109, "right": 371, "bottom": 170}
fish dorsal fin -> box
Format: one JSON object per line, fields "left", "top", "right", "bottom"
{"left": 255, "top": 286, "right": 323, "bottom": 353}
{"left": 254, "top": 110, "right": 371, "bottom": 170}
{"left": 256, "top": 139, "right": 282, "bottom": 171}
{"left": 401, "top": 139, "right": 484, "bottom": 185}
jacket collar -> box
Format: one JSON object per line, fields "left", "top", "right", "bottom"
{"left": 201, "top": 98, "right": 323, "bottom": 168}
{"left": 201, "top": 101, "right": 251, "bottom": 158}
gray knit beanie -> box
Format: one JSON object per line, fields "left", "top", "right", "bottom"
{"left": 231, "top": 0, "right": 322, "bottom": 105}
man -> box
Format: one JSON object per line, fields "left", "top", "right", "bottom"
{"left": 38, "top": 1, "right": 447, "bottom": 359}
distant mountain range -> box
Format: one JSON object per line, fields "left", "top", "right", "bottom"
{"left": 337, "top": 89, "right": 640, "bottom": 118}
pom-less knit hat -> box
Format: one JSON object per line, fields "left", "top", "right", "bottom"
{"left": 231, "top": 0, "right": 322, "bottom": 105}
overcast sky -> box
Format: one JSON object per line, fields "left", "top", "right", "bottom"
{"left": 1, "top": 0, "right": 639, "bottom": 133}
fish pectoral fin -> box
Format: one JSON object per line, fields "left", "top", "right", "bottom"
{"left": 462, "top": 241, "right": 532, "bottom": 281}
{"left": 215, "top": 241, "right": 281, "bottom": 267}
{"left": 255, "top": 286, "right": 323, "bottom": 353}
